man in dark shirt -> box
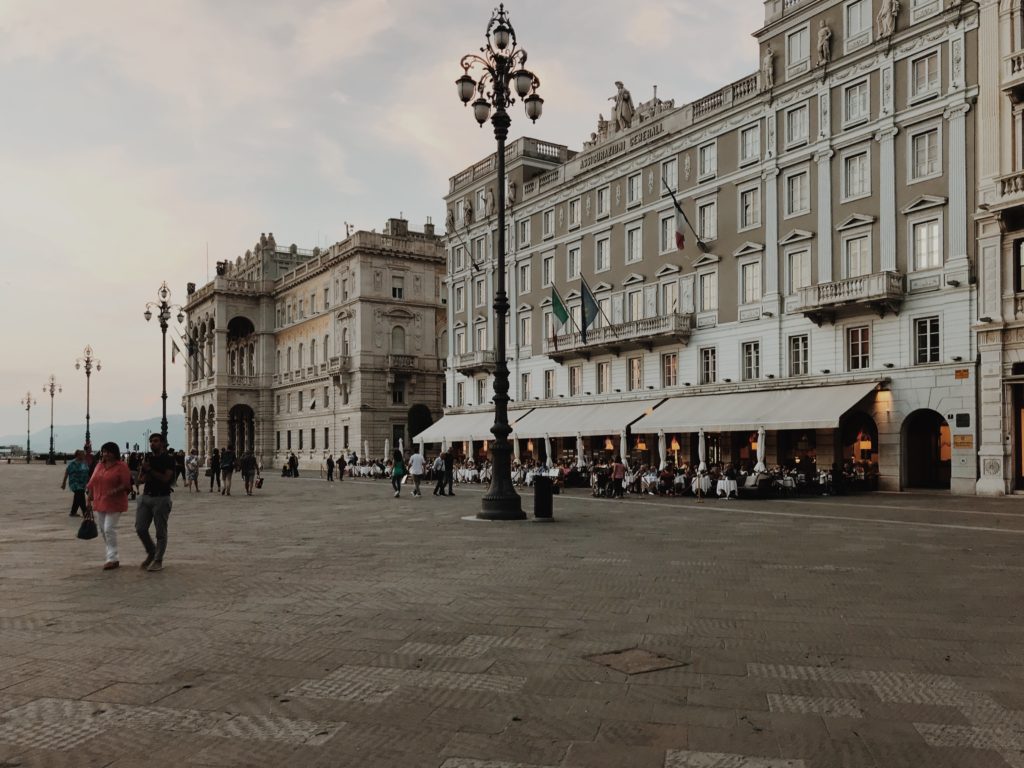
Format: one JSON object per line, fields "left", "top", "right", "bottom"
{"left": 240, "top": 451, "right": 258, "bottom": 495}
{"left": 443, "top": 449, "right": 455, "bottom": 496}
{"left": 220, "top": 445, "right": 236, "bottom": 496}
{"left": 325, "top": 454, "right": 335, "bottom": 482}
{"left": 135, "top": 433, "right": 175, "bottom": 572}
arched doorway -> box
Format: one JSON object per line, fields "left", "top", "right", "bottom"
{"left": 408, "top": 404, "right": 433, "bottom": 443}
{"left": 839, "top": 411, "right": 878, "bottom": 473}
{"left": 902, "top": 410, "right": 951, "bottom": 489}
{"left": 228, "top": 404, "right": 256, "bottom": 454}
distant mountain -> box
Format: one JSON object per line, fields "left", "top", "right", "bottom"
{"left": 0, "top": 415, "right": 185, "bottom": 454}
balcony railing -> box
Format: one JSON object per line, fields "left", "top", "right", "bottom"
{"left": 995, "top": 169, "right": 1024, "bottom": 211}
{"left": 387, "top": 354, "right": 416, "bottom": 371}
{"left": 1003, "top": 51, "right": 1024, "bottom": 93}
{"left": 791, "top": 271, "right": 905, "bottom": 322}
{"left": 543, "top": 313, "right": 693, "bottom": 358}
{"left": 327, "top": 356, "right": 350, "bottom": 375}
{"left": 454, "top": 350, "right": 496, "bottom": 375}
{"left": 227, "top": 375, "right": 259, "bottom": 388}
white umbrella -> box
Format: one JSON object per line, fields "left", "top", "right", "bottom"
{"left": 398, "top": 437, "right": 404, "bottom": 454}
{"left": 363, "top": 439, "right": 369, "bottom": 461}
{"left": 442, "top": 436, "right": 449, "bottom": 452}
{"left": 657, "top": 429, "right": 667, "bottom": 470}
{"left": 620, "top": 430, "right": 628, "bottom": 466}
{"left": 384, "top": 438, "right": 390, "bottom": 460}
{"left": 575, "top": 432, "right": 585, "bottom": 468}
{"left": 512, "top": 434, "right": 520, "bottom": 461}
{"left": 544, "top": 434, "right": 553, "bottom": 468}
{"left": 754, "top": 425, "right": 767, "bottom": 473}
{"left": 698, "top": 428, "right": 707, "bottom": 473}
{"left": 418, "top": 438, "right": 425, "bottom": 457}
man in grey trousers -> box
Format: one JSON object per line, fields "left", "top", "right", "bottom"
{"left": 135, "top": 432, "right": 175, "bottom": 572}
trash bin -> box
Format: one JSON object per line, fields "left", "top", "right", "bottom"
{"left": 533, "top": 475, "right": 553, "bottom": 519}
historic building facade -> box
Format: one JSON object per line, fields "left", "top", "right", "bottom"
{"left": 432, "top": 0, "right": 982, "bottom": 493}
{"left": 183, "top": 218, "right": 446, "bottom": 470}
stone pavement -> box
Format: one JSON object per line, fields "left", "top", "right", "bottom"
{"left": 0, "top": 463, "right": 1023, "bottom": 768}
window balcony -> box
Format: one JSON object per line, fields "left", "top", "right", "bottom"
{"left": 543, "top": 312, "right": 693, "bottom": 361}
{"left": 1003, "top": 50, "right": 1024, "bottom": 96}
{"left": 992, "top": 169, "right": 1024, "bottom": 213}
{"left": 790, "top": 271, "right": 905, "bottom": 325}
{"left": 387, "top": 354, "right": 417, "bottom": 371}
{"left": 327, "top": 356, "right": 350, "bottom": 375}
{"left": 454, "top": 350, "right": 496, "bottom": 376}
{"left": 227, "top": 375, "right": 259, "bottom": 389}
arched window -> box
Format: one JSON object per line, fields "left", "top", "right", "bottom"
{"left": 229, "top": 350, "right": 236, "bottom": 375}
{"left": 277, "top": 351, "right": 281, "bottom": 374}
{"left": 298, "top": 343, "right": 304, "bottom": 369}
{"left": 342, "top": 328, "right": 350, "bottom": 356}
{"left": 249, "top": 343, "right": 255, "bottom": 375}
{"left": 324, "top": 334, "right": 330, "bottom": 358}
{"left": 286, "top": 347, "right": 292, "bottom": 371}
{"left": 310, "top": 339, "right": 317, "bottom": 367}
{"left": 391, "top": 326, "right": 406, "bottom": 354}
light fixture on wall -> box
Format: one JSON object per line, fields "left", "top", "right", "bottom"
{"left": 952, "top": 355, "right": 963, "bottom": 362}
{"left": 820, "top": 369, "right": 830, "bottom": 374}
{"left": 723, "top": 377, "right": 732, "bottom": 383}
{"left": 684, "top": 382, "right": 691, "bottom": 386}
{"left": 614, "top": 388, "right": 621, "bottom": 393}
{"left": 979, "top": 316, "right": 993, "bottom": 323}
{"left": 647, "top": 385, "right": 654, "bottom": 390}
{"left": 767, "top": 373, "right": 775, "bottom": 379}
{"left": 946, "top": 279, "right": 960, "bottom": 287}
{"left": 883, "top": 362, "right": 895, "bottom": 369}
{"left": 761, "top": 311, "right": 774, "bottom": 318}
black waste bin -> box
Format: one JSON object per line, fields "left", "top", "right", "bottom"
{"left": 533, "top": 475, "right": 553, "bottom": 519}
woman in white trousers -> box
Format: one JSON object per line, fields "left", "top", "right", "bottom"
{"left": 86, "top": 441, "right": 132, "bottom": 570}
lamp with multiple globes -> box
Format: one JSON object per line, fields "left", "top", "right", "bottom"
{"left": 42, "top": 375, "right": 61, "bottom": 464}
{"left": 144, "top": 281, "right": 186, "bottom": 442}
{"left": 74, "top": 345, "right": 101, "bottom": 449}
{"left": 20, "top": 391, "right": 36, "bottom": 463}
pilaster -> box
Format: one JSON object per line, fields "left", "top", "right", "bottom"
{"left": 816, "top": 148, "right": 834, "bottom": 283}
{"left": 877, "top": 123, "right": 898, "bottom": 272}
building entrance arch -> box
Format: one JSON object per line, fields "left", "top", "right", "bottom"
{"left": 902, "top": 409, "right": 951, "bottom": 489}
{"left": 228, "top": 404, "right": 255, "bottom": 454}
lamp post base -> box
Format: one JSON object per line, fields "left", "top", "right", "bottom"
{"left": 478, "top": 493, "right": 526, "bottom": 520}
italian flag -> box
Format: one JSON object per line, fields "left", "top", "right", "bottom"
{"left": 675, "top": 207, "right": 686, "bottom": 251}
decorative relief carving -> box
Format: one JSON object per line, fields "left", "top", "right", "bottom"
{"left": 984, "top": 459, "right": 1001, "bottom": 476}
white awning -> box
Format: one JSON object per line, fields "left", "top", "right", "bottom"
{"left": 509, "top": 398, "right": 666, "bottom": 438}
{"left": 413, "top": 408, "right": 534, "bottom": 444}
{"left": 630, "top": 382, "right": 880, "bottom": 433}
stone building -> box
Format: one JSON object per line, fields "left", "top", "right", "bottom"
{"left": 183, "top": 219, "right": 446, "bottom": 470}
{"left": 429, "top": 0, "right": 981, "bottom": 494}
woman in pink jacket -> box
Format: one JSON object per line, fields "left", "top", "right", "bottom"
{"left": 85, "top": 441, "right": 132, "bottom": 570}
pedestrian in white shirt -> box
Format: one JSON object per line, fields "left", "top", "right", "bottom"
{"left": 408, "top": 450, "right": 426, "bottom": 497}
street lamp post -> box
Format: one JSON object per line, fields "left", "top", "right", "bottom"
{"left": 456, "top": 3, "right": 543, "bottom": 521}
{"left": 144, "top": 281, "right": 185, "bottom": 442}
{"left": 74, "top": 346, "right": 101, "bottom": 449}
{"left": 42, "top": 375, "right": 61, "bottom": 464}
{"left": 20, "top": 392, "right": 36, "bottom": 463}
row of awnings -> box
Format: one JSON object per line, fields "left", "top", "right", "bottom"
{"left": 413, "top": 382, "right": 879, "bottom": 443}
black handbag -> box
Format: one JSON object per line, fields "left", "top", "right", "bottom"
{"left": 77, "top": 516, "right": 98, "bottom": 540}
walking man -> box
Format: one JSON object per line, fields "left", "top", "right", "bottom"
{"left": 240, "top": 451, "right": 258, "bottom": 495}
{"left": 443, "top": 449, "right": 455, "bottom": 496}
{"left": 135, "top": 432, "right": 175, "bottom": 572}
{"left": 431, "top": 453, "right": 446, "bottom": 496}
{"left": 220, "top": 444, "right": 236, "bottom": 496}
{"left": 61, "top": 449, "right": 91, "bottom": 516}
{"left": 408, "top": 447, "right": 425, "bottom": 497}
{"left": 326, "top": 454, "right": 335, "bottom": 482}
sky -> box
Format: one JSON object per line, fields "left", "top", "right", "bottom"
{"left": 0, "top": 0, "right": 763, "bottom": 441}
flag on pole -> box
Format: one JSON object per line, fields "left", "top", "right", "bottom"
{"left": 171, "top": 340, "right": 181, "bottom": 364}
{"left": 550, "top": 286, "right": 569, "bottom": 351}
{"left": 580, "top": 278, "right": 599, "bottom": 344}
{"left": 663, "top": 180, "right": 705, "bottom": 252}
{"left": 675, "top": 206, "right": 686, "bottom": 251}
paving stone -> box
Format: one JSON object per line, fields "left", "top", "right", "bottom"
{"left": 663, "top": 750, "right": 806, "bottom": 767}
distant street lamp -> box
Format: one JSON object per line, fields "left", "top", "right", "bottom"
{"left": 74, "top": 346, "right": 100, "bottom": 449}
{"left": 42, "top": 375, "right": 61, "bottom": 464}
{"left": 455, "top": 2, "right": 542, "bottom": 521}
{"left": 20, "top": 391, "right": 36, "bottom": 463}
{"left": 144, "top": 281, "right": 185, "bottom": 442}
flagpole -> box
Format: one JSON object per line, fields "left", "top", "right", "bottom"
{"left": 580, "top": 276, "right": 618, "bottom": 339}
{"left": 663, "top": 180, "right": 706, "bottom": 251}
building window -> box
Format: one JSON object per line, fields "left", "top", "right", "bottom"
{"left": 910, "top": 127, "right": 940, "bottom": 181}
{"left": 843, "top": 81, "right": 869, "bottom": 126}
{"left": 661, "top": 352, "right": 678, "bottom": 387}
{"left": 844, "top": 234, "right": 872, "bottom": 277}
{"left": 698, "top": 142, "right": 717, "bottom": 179}
{"left": 298, "top": 299, "right": 304, "bottom": 318}
{"left": 740, "top": 125, "right": 760, "bottom": 165}
{"left": 455, "top": 285, "right": 465, "bottom": 312}
{"left": 518, "top": 372, "right": 531, "bottom": 400}
{"left": 518, "top": 262, "right": 531, "bottom": 294}
{"left": 568, "top": 198, "right": 581, "bottom": 228}
{"left": 298, "top": 391, "right": 304, "bottom": 411}
{"left": 785, "top": 170, "right": 810, "bottom": 216}
{"left": 626, "top": 290, "right": 642, "bottom": 322}
{"left": 298, "top": 429, "right": 303, "bottom": 450}
{"left": 848, "top": 326, "right": 871, "bottom": 370}
{"left": 845, "top": 0, "right": 872, "bottom": 50}
{"left": 697, "top": 200, "right": 717, "bottom": 241}
{"left": 475, "top": 323, "right": 486, "bottom": 352}
{"left": 699, "top": 271, "right": 718, "bottom": 312}
{"left": 627, "top": 173, "right": 642, "bottom": 205}
{"left": 598, "top": 296, "right": 611, "bottom": 329}
{"left": 910, "top": 51, "right": 940, "bottom": 101}
{"left": 596, "top": 237, "right": 610, "bottom": 272}
{"left": 659, "top": 214, "right": 675, "bottom": 254}
{"left": 518, "top": 219, "right": 531, "bottom": 246}
{"left": 739, "top": 186, "right": 761, "bottom": 230}
{"left": 915, "top": 316, "right": 940, "bottom": 364}
{"left": 453, "top": 247, "right": 465, "bottom": 272}
{"left": 843, "top": 150, "right": 870, "bottom": 200}
{"left": 912, "top": 218, "right": 942, "bottom": 270}
{"left": 323, "top": 386, "right": 329, "bottom": 408}
{"left": 542, "top": 254, "right": 554, "bottom": 287}
{"left": 276, "top": 431, "right": 281, "bottom": 450}
{"left": 662, "top": 281, "right": 679, "bottom": 314}
{"left": 324, "top": 287, "right": 330, "bottom": 310}
{"left": 785, "top": 105, "right": 809, "bottom": 146}
{"left": 519, "top": 315, "right": 532, "bottom": 348}
{"left": 700, "top": 347, "right": 717, "bottom": 385}
{"left": 789, "top": 334, "right": 809, "bottom": 376}
{"left": 287, "top": 430, "right": 292, "bottom": 450}
{"left": 596, "top": 361, "right": 611, "bottom": 394}
{"left": 542, "top": 209, "right": 555, "bottom": 237}
{"left": 662, "top": 158, "right": 678, "bottom": 192}
{"left": 343, "top": 425, "right": 349, "bottom": 450}
{"left": 567, "top": 244, "right": 581, "bottom": 279}
{"left": 474, "top": 277, "right": 485, "bottom": 307}
{"left": 596, "top": 186, "right": 610, "bottom": 217}
{"left": 628, "top": 357, "right": 643, "bottom": 391}
{"left": 741, "top": 262, "right": 762, "bottom": 305}
{"left": 787, "top": 249, "right": 811, "bottom": 294}
{"left": 456, "top": 382, "right": 465, "bottom": 406}
{"left": 626, "top": 224, "right": 643, "bottom": 263}
{"left": 311, "top": 428, "right": 316, "bottom": 451}
{"left": 324, "top": 427, "right": 329, "bottom": 450}
{"left": 786, "top": 26, "right": 809, "bottom": 73}
{"left": 310, "top": 339, "right": 317, "bottom": 367}
{"left": 911, "top": 0, "right": 942, "bottom": 22}
{"left": 476, "top": 378, "right": 486, "bottom": 405}
{"left": 392, "top": 383, "right": 405, "bottom": 405}
{"left": 544, "top": 369, "right": 555, "bottom": 399}
{"left": 455, "top": 329, "right": 466, "bottom": 355}
{"left": 275, "top": 395, "right": 281, "bottom": 414}
{"left": 569, "top": 365, "right": 582, "bottom": 396}
{"left": 742, "top": 341, "right": 760, "bottom": 381}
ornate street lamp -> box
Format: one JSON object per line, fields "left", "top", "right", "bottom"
{"left": 455, "top": 4, "right": 542, "bottom": 521}
{"left": 74, "top": 346, "right": 101, "bottom": 449}
{"left": 42, "top": 375, "right": 61, "bottom": 464}
{"left": 144, "top": 281, "right": 185, "bottom": 442}
{"left": 20, "top": 392, "right": 36, "bottom": 463}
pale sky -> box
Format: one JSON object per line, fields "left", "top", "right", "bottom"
{"left": 0, "top": 0, "right": 763, "bottom": 439}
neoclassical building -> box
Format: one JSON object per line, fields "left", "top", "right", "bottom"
{"left": 429, "top": 0, "right": 982, "bottom": 493}
{"left": 183, "top": 218, "right": 446, "bottom": 469}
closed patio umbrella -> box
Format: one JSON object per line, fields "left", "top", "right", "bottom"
{"left": 544, "top": 434, "right": 553, "bottom": 468}
{"left": 418, "top": 438, "right": 425, "bottom": 457}
{"left": 363, "top": 439, "right": 369, "bottom": 462}
{"left": 442, "top": 436, "right": 449, "bottom": 452}
{"left": 754, "top": 425, "right": 767, "bottom": 473}
{"left": 384, "top": 438, "right": 390, "bottom": 460}
{"left": 398, "top": 438, "right": 404, "bottom": 454}
{"left": 620, "top": 429, "right": 628, "bottom": 465}
{"left": 512, "top": 434, "right": 520, "bottom": 462}
{"left": 658, "top": 429, "right": 667, "bottom": 470}
{"left": 576, "top": 432, "right": 586, "bottom": 468}
{"left": 698, "top": 428, "right": 707, "bottom": 473}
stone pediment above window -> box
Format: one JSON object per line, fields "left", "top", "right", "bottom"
{"left": 654, "top": 264, "right": 682, "bottom": 277}
{"left": 691, "top": 253, "right": 721, "bottom": 268}
{"left": 732, "top": 242, "right": 764, "bottom": 258}
{"left": 836, "top": 214, "right": 875, "bottom": 231}
{"left": 779, "top": 229, "right": 814, "bottom": 245}
{"left": 474, "top": 314, "right": 487, "bottom": 324}
{"left": 622, "top": 273, "right": 645, "bottom": 286}
{"left": 592, "top": 281, "right": 613, "bottom": 292}
{"left": 384, "top": 307, "right": 416, "bottom": 320}
{"left": 336, "top": 309, "right": 355, "bottom": 321}
{"left": 565, "top": 289, "right": 581, "bottom": 300}
{"left": 454, "top": 320, "right": 466, "bottom": 329}
{"left": 539, "top": 297, "right": 552, "bottom": 307}
{"left": 901, "top": 195, "right": 947, "bottom": 214}
{"left": 517, "top": 303, "right": 532, "bottom": 312}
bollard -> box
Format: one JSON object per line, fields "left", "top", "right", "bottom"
{"left": 533, "top": 475, "right": 553, "bottom": 520}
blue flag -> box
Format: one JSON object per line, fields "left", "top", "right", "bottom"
{"left": 581, "top": 278, "right": 599, "bottom": 343}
